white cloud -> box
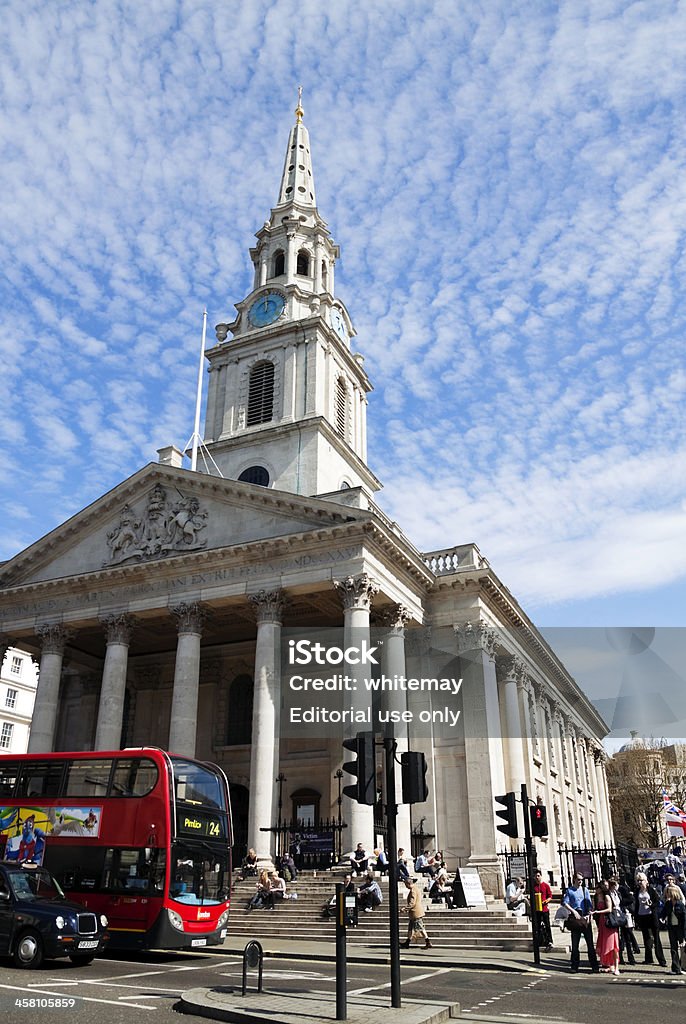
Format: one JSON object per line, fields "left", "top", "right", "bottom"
{"left": 0, "top": 0, "right": 685, "bottom": 622}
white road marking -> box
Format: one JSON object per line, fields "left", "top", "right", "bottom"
{"left": 349, "top": 968, "right": 450, "bottom": 995}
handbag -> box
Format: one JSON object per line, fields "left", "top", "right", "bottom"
{"left": 566, "top": 913, "right": 591, "bottom": 930}
{"left": 606, "top": 910, "right": 621, "bottom": 929}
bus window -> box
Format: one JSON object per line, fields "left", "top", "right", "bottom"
{"left": 102, "top": 848, "right": 166, "bottom": 893}
{"left": 0, "top": 762, "right": 21, "bottom": 797}
{"left": 110, "top": 758, "right": 158, "bottom": 797}
{"left": 16, "top": 761, "right": 65, "bottom": 798}
{"left": 64, "top": 759, "right": 112, "bottom": 797}
{"left": 172, "top": 759, "right": 224, "bottom": 809}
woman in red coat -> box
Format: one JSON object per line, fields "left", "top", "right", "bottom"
{"left": 594, "top": 881, "right": 620, "bottom": 974}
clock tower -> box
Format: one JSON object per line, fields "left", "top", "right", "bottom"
{"left": 203, "top": 94, "right": 381, "bottom": 499}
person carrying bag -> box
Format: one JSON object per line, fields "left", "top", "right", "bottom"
{"left": 562, "top": 872, "right": 600, "bottom": 973}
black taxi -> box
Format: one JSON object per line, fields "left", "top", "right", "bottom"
{"left": 0, "top": 861, "right": 110, "bottom": 968}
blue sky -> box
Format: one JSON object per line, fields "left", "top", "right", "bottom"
{"left": 1, "top": 0, "right": 685, "bottom": 630}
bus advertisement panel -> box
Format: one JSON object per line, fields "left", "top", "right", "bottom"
{"left": 0, "top": 748, "right": 232, "bottom": 951}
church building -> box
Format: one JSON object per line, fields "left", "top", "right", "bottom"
{"left": 0, "top": 97, "right": 613, "bottom": 895}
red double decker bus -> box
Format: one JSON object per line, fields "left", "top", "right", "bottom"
{"left": 0, "top": 748, "right": 232, "bottom": 950}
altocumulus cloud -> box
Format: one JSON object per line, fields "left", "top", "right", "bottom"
{"left": 0, "top": 0, "right": 685, "bottom": 620}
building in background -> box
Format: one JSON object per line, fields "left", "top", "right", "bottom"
{"left": 607, "top": 732, "right": 686, "bottom": 847}
{"left": 0, "top": 100, "right": 613, "bottom": 894}
{"left": 0, "top": 645, "right": 38, "bottom": 753}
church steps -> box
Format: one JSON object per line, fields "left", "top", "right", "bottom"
{"left": 229, "top": 875, "right": 533, "bottom": 951}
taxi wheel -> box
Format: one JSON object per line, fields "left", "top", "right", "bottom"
{"left": 69, "top": 955, "right": 95, "bottom": 966}
{"left": 13, "top": 929, "right": 44, "bottom": 969}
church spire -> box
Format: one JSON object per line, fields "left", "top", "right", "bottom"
{"left": 276, "top": 86, "right": 316, "bottom": 209}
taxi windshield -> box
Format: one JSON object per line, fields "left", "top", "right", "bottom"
{"left": 6, "top": 866, "right": 65, "bottom": 901}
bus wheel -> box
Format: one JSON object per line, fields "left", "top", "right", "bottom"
{"left": 69, "top": 955, "right": 95, "bottom": 966}
{"left": 13, "top": 930, "right": 44, "bottom": 969}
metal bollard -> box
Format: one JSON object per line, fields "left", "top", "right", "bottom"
{"left": 242, "top": 940, "right": 264, "bottom": 996}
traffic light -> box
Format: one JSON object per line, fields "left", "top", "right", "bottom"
{"left": 342, "top": 732, "right": 375, "bottom": 805}
{"left": 530, "top": 802, "right": 549, "bottom": 838}
{"left": 401, "top": 750, "right": 429, "bottom": 804}
{"left": 495, "top": 792, "right": 518, "bottom": 838}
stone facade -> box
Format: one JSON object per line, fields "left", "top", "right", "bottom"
{"left": 0, "top": 100, "right": 612, "bottom": 894}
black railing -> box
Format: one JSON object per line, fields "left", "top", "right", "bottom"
{"left": 261, "top": 818, "right": 348, "bottom": 869}
{"left": 411, "top": 821, "right": 435, "bottom": 859}
{"left": 557, "top": 842, "right": 637, "bottom": 888}
{"left": 497, "top": 845, "right": 537, "bottom": 884}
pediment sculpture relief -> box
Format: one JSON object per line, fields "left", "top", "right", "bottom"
{"left": 104, "top": 484, "right": 208, "bottom": 566}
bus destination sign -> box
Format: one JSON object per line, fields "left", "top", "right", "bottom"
{"left": 177, "top": 810, "right": 225, "bottom": 839}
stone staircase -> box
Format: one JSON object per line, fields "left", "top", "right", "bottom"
{"left": 229, "top": 872, "right": 533, "bottom": 952}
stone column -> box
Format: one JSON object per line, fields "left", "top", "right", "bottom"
{"left": 286, "top": 231, "right": 296, "bottom": 285}
{"left": 94, "top": 614, "right": 135, "bottom": 750}
{"left": 594, "top": 748, "right": 614, "bottom": 844}
{"left": 28, "top": 624, "right": 73, "bottom": 753}
{"left": 552, "top": 704, "right": 573, "bottom": 844}
{"left": 377, "top": 605, "right": 412, "bottom": 858}
{"left": 333, "top": 573, "right": 378, "bottom": 852}
{"left": 246, "top": 590, "right": 285, "bottom": 862}
{"left": 455, "top": 620, "right": 505, "bottom": 898}
{"left": 584, "top": 738, "right": 601, "bottom": 842}
{"left": 168, "top": 603, "right": 206, "bottom": 758}
{"left": 497, "top": 655, "right": 527, "bottom": 792}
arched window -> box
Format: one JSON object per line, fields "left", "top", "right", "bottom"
{"left": 272, "top": 250, "right": 285, "bottom": 277}
{"left": 247, "top": 362, "right": 275, "bottom": 426}
{"left": 321, "top": 261, "right": 328, "bottom": 289}
{"left": 296, "top": 249, "right": 310, "bottom": 276}
{"left": 238, "top": 465, "right": 270, "bottom": 487}
{"left": 335, "top": 377, "right": 348, "bottom": 437}
{"left": 226, "top": 675, "right": 254, "bottom": 746}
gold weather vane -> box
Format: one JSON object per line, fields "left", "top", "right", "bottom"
{"left": 295, "top": 85, "right": 304, "bottom": 123}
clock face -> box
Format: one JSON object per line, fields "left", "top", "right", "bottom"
{"left": 330, "top": 307, "right": 347, "bottom": 341}
{"left": 248, "top": 291, "right": 286, "bottom": 328}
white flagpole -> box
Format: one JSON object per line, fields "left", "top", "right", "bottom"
{"left": 190, "top": 310, "right": 208, "bottom": 472}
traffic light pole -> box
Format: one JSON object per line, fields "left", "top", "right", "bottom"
{"left": 521, "top": 782, "right": 540, "bottom": 966}
{"left": 384, "top": 736, "right": 401, "bottom": 1009}
{"left": 335, "top": 882, "right": 347, "bottom": 1020}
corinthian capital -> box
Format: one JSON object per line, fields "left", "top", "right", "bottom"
{"left": 37, "top": 623, "right": 74, "bottom": 656}
{"left": 375, "top": 604, "right": 411, "bottom": 634}
{"left": 497, "top": 653, "right": 526, "bottom": 685}
{"left": 249, "top": 589, "right": 286, "bottom": 625}
{"left": 171, "top": 602, "right": 207, "bottom": 635}
{"left": 454, "top": 620, "right": 498, "bottom": 660}
{"left": 101, "top": 613, "right": 136, "bottom": 645}
{"left": 333, "top": 573, "right": 379, "bottom": 612}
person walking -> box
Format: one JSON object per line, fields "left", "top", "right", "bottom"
{"left": 562, "top": 872, "right": 600, "bottom": 973}
{"left": 660, "top": 876, "right": 686, "bottom": 975}
{"left": 400, "top": 877, "right": 432, "bottom": 949}
{"left": 635, "top": 874, "right": 667, "bottom": 966}
{"left": 611, "top": 876, "right": 638, "bottom": 965}
{"left": 534, "top": 870, "right": 554, "bottom": 950}
{"left": 594, "top": 881, "right": 620, "bottom": 975}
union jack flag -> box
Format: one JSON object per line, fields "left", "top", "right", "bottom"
{"left": 662, "top": 789, "right": 686, "bottom": 838}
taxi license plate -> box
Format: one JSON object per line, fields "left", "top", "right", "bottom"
{"left": 78, "top": 940, "right": 99, "bottom": 950}
{"left": 191, "top": 938, "right": 207, "bottom": 947}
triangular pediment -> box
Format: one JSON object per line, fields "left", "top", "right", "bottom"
{"left": 0, "top": 463, "right": 370, "bottom": 587}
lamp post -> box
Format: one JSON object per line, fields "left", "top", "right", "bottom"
{"left": 276, "top": 772, "right": 287, "bottom": 859}
{"left": 335, "top": 768, "right": 344, "bottom": 862}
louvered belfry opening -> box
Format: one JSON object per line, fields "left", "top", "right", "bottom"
{"left": 247, "top": 361, "right": 275, "bottom": 426}
{"left": 335, "top": 377, "right": 347, "bottom": 437}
